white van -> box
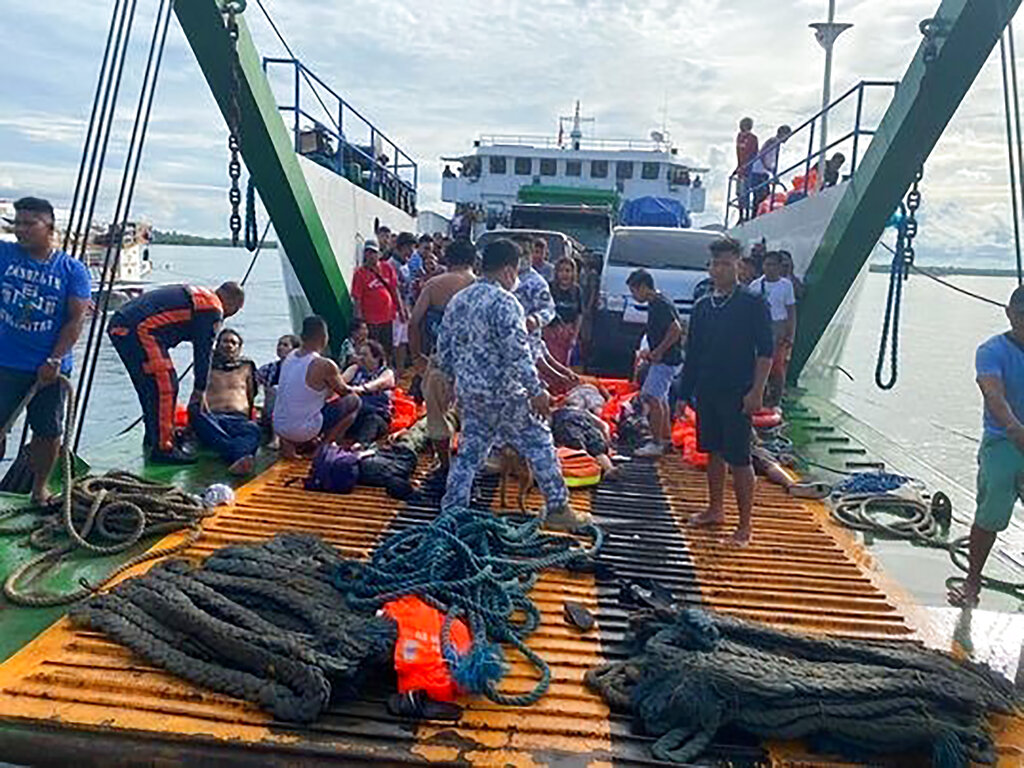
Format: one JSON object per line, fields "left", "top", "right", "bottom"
{"left": 590, "top": 226, "right": 720, "bottom": 375}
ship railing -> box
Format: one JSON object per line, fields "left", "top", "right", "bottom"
{"left": 263, "top": 57, "right": 418, "bottom": 215}
{"left": 724, "top": 79, "right": 898, "bottom": 227}
{"left": 477, "top": 134, "right": 670, "bottom": 152}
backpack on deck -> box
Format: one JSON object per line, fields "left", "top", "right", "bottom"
{"left": 304, "top": 443, "right": 360, "bottom": 494}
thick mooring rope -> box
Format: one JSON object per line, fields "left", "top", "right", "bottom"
{"left": 0, "top": 377, "right": 211, "bottom": 606}
{"left": 70, "top": 534, "right": 396, "bottom": 723}
{"left": 335, "top": 506, "right": 603, "bottom": 707}
{"left": 585, "top": 607, "right": 1019, "bottom": 767}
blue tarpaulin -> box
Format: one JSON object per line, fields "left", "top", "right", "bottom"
{"left": 619, "top": 196, "right": 691, "bottom": 228}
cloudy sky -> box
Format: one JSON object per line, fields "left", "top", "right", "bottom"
{"left": 1, "top": 0, "right": 1021, "bottom": 265}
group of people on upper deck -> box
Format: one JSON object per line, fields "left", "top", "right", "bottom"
{"left": 734, "top": 117, "right": 846, "bottom": 222}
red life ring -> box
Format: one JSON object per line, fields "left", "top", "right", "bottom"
{"left": 751, "top": 408, "right": 782, "bottom": 429}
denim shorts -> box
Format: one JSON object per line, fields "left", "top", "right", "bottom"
{"left": 641, "top": 362, "right": 681, "bottom": 403}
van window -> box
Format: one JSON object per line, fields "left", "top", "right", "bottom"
{"left": 606, "top": 230, "right": 716, "bottom": 271}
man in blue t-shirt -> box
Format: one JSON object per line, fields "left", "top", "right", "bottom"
{"left": 950, "top": 286, "right": 1024, "bottom": 607}
{"left": 0, "top": 197, "right": 91, "bottom": 503}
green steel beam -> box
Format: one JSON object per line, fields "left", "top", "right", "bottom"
{"left": 173, "top": 1, "right": 352, "bottom": 342}
{"left": 791, "top": 0, "right": 1021, "bottom": 379}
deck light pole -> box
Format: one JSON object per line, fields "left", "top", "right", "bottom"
{"left": 811, "top": 1, "right": 852, "bottom": 190}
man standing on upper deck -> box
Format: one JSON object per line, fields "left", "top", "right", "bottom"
{"left": 749, "top": 125, "right": 792, "bottom": 214}
{"left": 0, "top": 197, "right": 91, "bottom": 504}
{"left": 437, "top": 239, "right": 590, "bottom": 532}
{"left": 682, "top": 237, "right": 773, "bottom": 547}
{"left": 949, "top": 287, "right": 1024, "bottom": 608}
{"left": 107, "top": 281, "right": 245, "bottom": 464}
{"left": 735, "top": 117, "right": 759, "bottom": 222}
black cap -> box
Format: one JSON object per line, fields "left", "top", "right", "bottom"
{"left": 13, "top": 196, "right": 55, "bottom": 220}
{"left": 1009, "top": 285, "right": 1024, "bottom": 309}
{"left": 396, "top": 231, "right": 417, "bottom": 248}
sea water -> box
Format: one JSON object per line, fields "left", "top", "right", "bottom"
{"left": 8, "top": 244, "right": 1013, "bottom": 496}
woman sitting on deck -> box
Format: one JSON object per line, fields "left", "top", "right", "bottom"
{"left": 340, "top": 340, "right": 396, "bottom": 446}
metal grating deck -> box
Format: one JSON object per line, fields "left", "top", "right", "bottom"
{"left": 0, "top": 455, "right": 1019, "bottom": 766}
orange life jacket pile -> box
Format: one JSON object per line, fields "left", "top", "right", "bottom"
{"left": 381, "top": 595, "right": 472, "bottom": 702}
{"left": 672, "top": 406, "right": 709, "bottom": 469}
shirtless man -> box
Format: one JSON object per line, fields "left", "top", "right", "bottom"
{"left": 189, "top": 328, "right": 261, "bottom": 475}
{"left": 409, "top": 238, "right": 476, "bottom": 469}
{"left": 273, "top": 315, "right": 359, "bottom": 458}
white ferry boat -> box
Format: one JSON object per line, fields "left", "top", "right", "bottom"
{"left": 440, "top": 102, "right": 708, "bottom": 240}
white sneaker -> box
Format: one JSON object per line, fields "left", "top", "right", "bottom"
{"left": 634, "top": 442, "right": 665, "bottom": 457}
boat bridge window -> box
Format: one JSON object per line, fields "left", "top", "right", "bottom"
{"left": 514, "top": 157, "right": 533, "bottom": 175}
{"left": 566, "top": 160, "right": 582, "bottom": 177}
{"left": 489, "top": 156, "right": 507, "bottom": 175}
{"left": 591, "top": 160, "right": 608, "bottom": 178}
{"left": 641, "top": 162, "right": 660, "bottom": 180}
{"left": 539, "top": 158, "right": 557, "bottom": 176}
{"left": 616, "top": 161, "right": 634, "bottom": 180}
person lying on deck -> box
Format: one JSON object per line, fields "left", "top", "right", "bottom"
{"left": 550, "top": 406, "right": 621, "bottom": 481}
{"left": 340, "top": 340, "right": 396, "bottom": 446}
{"left": 273, "top": 315, "right": 357, "bottom": 458}
{"left": 189, "top": 328, "right": 261, "bottom": 476}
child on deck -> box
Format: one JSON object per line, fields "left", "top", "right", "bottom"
{"left": 337, "top": 319, "right": 368, "bottom": 370}
{"left": 256, "top": 333, "right": 301, "bottom": 432}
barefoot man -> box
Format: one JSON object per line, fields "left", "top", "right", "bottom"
{"left": 273, "top": 315, "right": 359, "bottom": 457}
{"left": 408, "top": 238, "right": 476, "bottom": 471}
{"left": 188, "top": 328, "right": 261, "bottom": 475}
{"left": 949, "top": 286, "right": 1024, "bottom": 607}
{"left": 680, "top": 237, "right": 773, "bottom": 546}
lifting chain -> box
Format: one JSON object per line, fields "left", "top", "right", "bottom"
{"left": 900, "top": 166, "right": 923, "bottom": 274}
{"left": 223, "top": 1, "right": 247, "bottom": 247}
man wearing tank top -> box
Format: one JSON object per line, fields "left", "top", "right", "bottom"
{"left": 408, "top": 238, "right": 477, "bottom": 471}
{"left": 273, "top": 315, "right": 359, "bottom": 458}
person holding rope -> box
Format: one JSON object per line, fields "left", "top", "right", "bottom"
{"left": 0, "top": 197, "right": 91, "bottom": 504}
{"left": 107, "top": 281, "right": 245, "bottom": 464}
{"left": 950, "top": 286, "right": 1024, "bottom": 608}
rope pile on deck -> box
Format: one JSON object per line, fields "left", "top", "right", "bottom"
{"left": 585, "top": 605, "right": 1019, "bottom": 767}
{"left": 334, "top": 505, "right": 603, "bottom": 706}
{"left": 2, "top": 471, "right": 212, "bottom": 606}
{"left": 70, "top": 534, "right": 396, "bottom": 723}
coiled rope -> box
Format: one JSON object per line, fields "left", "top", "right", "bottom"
{"left": 0, "top": 377, "right": 211, "bottom": 606}
{"left": 585, "top": 607, "right": 1019, "bottom": 766}
{"left": 71, "top": 534, "right": 395, "bottom": 723}
{"left": 334, "top": 506, "right": 603, "bottom": 707}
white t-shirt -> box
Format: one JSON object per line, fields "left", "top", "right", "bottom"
{"left": 750, "top": 276, "right": 796, "bottom": 322}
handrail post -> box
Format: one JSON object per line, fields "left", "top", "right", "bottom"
{"left": 725, "top": 174, "right": 733, "bottom": 227}
{"left": 851, "top": 81, "right": 865, "bottom": 175}
{"left": 806, "top": 120, "right": 815, "bottom": 181}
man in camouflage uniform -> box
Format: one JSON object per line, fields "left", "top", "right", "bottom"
{"left": 513, "top": 245, "right": 556, "bottom": 361}
{"left": 437, "top": 239, "right": 590, "bottom": 531}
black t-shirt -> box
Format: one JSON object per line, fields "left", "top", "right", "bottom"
{"left": 646, "top": 292, "right": 683, "bottom": 366}
{"left": 551, "top": 284, "right": 582, "bottom": 325}
{"left": 679, "top": 287, "right": 774, "bottom": 397}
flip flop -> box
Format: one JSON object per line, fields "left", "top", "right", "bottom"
{"left": 563, "top": 600, "right": 595, "bottom": 632}
{"left": 788, "top": 482, "right": 832, "bottom": 500}
{"left": 387, "top": 690, "right": 462, "bottom": 721}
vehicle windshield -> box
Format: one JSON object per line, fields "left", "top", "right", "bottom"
{"left": 476, "top": 231, "right": 566, "bottom": 260}
{"left": 511, "top": 213, "right": 610, "bottom": 253}
{"left": 606, "top": 229, "right": 717, "bottom": 271}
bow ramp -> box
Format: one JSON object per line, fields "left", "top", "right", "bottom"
{"left": 0, "top": 450, "right": 1021, "bottom": 766}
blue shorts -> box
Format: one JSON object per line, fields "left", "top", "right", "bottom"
{"left": 641, "top": 362, "right": 681, "bottom": 403}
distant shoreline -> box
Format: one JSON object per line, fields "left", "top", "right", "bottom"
{"left": 868, "top": 264, "right": 1021, "bottom": 277}
{"left": 151, "top": 230, "right": 277, "bottom": 248}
